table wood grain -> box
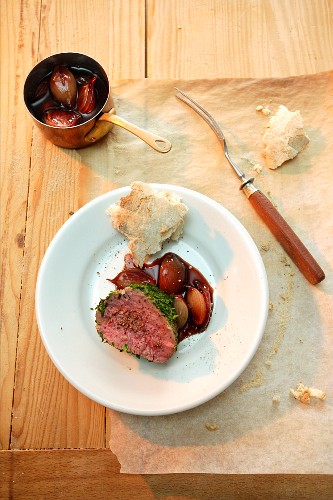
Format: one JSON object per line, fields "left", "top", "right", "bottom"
{"left": 1, "top": 450, "right": 333, "bottom": 499}
{"left": 1, "top": 0, "right": 332, "bottom": 497}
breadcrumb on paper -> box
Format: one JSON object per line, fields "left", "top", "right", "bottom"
{"left": 262, "top": 105, "right": 309, "bottom": 169}
{"left": 253, "top": 163, "right": 263, "bottom": 174}
{"left": 240, "top": 371, "right": 264, "bottom": 392}
{"left": 261, "top": 243, "right": 270, "bottom": 252}
{"left": 290, "top": 383, "right": 326, "bottom": 404}
{"left": 256, "top": 104, "right": 271, "bottom": 116}
{"left": 205, "top": 424, "right": 219, "bottom": 431}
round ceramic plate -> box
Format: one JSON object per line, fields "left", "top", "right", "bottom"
{"left": 35, "top": 184, "right": 269, "bottom": 415}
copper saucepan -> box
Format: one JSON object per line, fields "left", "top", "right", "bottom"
{"left": 24, "top": 52, "right": 171, "bottom": 152}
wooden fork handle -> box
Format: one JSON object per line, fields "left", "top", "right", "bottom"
{"left": 248, "top": 190, "right": 325, "bottom": 285}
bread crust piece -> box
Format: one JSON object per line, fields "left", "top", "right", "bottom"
{"left": 290, "top": 383, "right": 326, "bottom": 403}
{"left": 262, "top": 105, "right": 309, "bottom": 169}
{"left": 106, "top": 181, "right": 188, "bottom": 267}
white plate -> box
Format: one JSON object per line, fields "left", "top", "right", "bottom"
{"left": 36, "top": 184, "right": 268, "bottom": 415}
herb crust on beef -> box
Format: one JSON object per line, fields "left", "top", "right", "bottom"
{"left": 95, "top": 284, "right": 178, "bottom": 363}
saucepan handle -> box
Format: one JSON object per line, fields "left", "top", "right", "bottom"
{"left": 84, "top": 108, "right": 172, "bottom": 153}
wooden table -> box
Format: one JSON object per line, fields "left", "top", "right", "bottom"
{"left": 1, "top": 1, "right": 332, "bottom": 497}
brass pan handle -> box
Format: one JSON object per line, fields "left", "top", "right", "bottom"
{"left": 85, "top": 108, "right": 172, "bottom": 153}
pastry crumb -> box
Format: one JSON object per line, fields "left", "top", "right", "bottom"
{"left": 240, "top": 371, "right": 264, "bottom": 392}
{"left": 272, "top": 394, "right": 281, "bottom": 403}
{"left": 256, "top": 104, "right": 271, "bottom": 115}
{"left": 290, "top": 383, "right": 326, "bottom": 404}
{"left": 262, "top": 105, "right": 309, "bottom": 169}
{"left": 205, "top": 423, "right": 219, "bottom": 431}
{"left": 253, "top": 163, "right": 263, "bottom": 173}
{"left": 261, "top": 242, "right": 270, "bottom": 251}
{"left": 269, "top": 301, "right": 274, "bottom": 310}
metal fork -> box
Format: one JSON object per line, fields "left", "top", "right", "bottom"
{"left": 175, "top": 87, "right": 255, "bottom": 193}
{"left": 175, "top": 88, "right": 325, "bottom": 285}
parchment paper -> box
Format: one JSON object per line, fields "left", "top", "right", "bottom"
{"left": 81, "top": 72, "right": 333, "bottom": 473}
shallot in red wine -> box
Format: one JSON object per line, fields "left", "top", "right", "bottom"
{"left": 111, "top": 252, "right": 214, "bottom": 342}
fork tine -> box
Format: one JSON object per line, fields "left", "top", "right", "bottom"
{"left": 175, "top": 88, "right": 228, "bottom": 153}
{"left": 175, "top": 88, "right": 246, "bottom": 181}
{"left": 175, "top": 94, "right": 221, "bottom": 141}
{"left": 175, "top": 94, "right": 217, "bottom": 133}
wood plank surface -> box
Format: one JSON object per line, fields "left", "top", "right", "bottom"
{"left": 0, "top": 0, "right": 41, "bottom": 451}
{"left": 147, "top": 0, "right": 333, "bottom": 78}
{"left": 8, "top": 0, "right": 145, "bottom": 450}
{"left": 1, "top": 0, "right": 332, "bottom": 496}
{"left": 1, "top": 449, "right": 333, "bottom": 499}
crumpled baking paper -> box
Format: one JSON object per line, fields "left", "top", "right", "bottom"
{"left": 79, "top": 72, "right": 333, "bottom": 473}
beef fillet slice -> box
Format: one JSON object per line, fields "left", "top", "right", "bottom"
{"left": 95, "top": 284, "right": 177, "bottom": 363}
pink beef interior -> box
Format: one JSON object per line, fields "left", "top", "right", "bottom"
{"left": 96, "top": 288, "right": 177, "bottom": 363}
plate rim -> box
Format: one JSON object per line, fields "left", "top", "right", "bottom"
{"left": 35, "top": 184, "right": 269, "bottom": 415}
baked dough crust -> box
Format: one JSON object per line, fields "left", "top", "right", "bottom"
{"left": 106, "top": 182, "right": 188, "bottom": 267}
{"left": 262, "top": 105, "right": 309, "bottom": 169}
